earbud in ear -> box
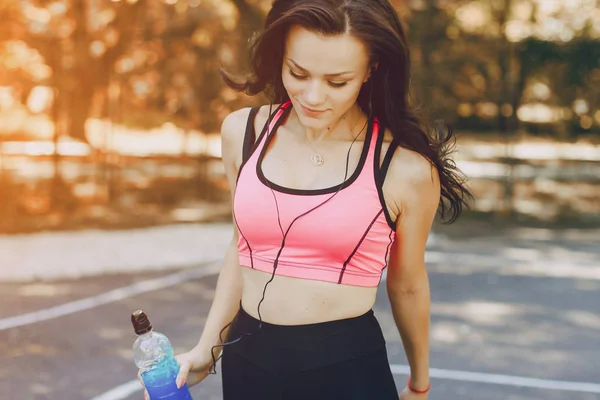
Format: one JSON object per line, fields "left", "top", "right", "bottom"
{"left": 364, "top": 67, "right": 376, "bottom": 83}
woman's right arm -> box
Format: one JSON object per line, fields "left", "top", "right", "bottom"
{"left": 174, "top": 108, "right": 252, "bottom": 388}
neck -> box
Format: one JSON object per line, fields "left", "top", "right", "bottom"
{"left": 295, "top": 105, "right": 364, "bottom": 142}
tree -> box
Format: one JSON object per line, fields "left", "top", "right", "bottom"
{"left": 4, "top": 0, "right": 144, "bottom": 143}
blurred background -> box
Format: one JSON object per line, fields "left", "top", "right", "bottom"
{"left": 1, "top": 0, "right": 599, "bottom": 234}
{"left": 1, "top": 1, "right": 600, "bottom": 400}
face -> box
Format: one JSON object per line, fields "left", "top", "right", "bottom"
{"left": 281, "top": 25, "right": 372, "bottom": 130}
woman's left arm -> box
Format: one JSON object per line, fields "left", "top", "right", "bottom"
{"left": 386, "top": 153, "right": 441, "bottom": 397}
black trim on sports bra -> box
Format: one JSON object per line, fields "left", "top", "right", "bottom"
{"left": 242, "top": 106, "right": 261, "bottom": 163}
{"left": 373, "top": 123, "right": 398, "bottom": 230}
{"left": 380, "top": 138, "right": 398, "bottom": 180}
{"left": 338, "top": 209, "right": 384, "bottom": 284}
{"left": 376, "top": 229, "right": 396, "bottom": 286}
{"left": 236, "top": 104, "right": 285, "bottom": 184}
{"left": 256, "top": 106, "right": 374, "bottom": 196}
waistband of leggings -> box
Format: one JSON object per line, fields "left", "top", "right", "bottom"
{"left": 227, "top": 301, "right": 386, "bottom": 371}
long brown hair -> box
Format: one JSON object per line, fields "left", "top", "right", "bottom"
{"left": 221, "top": 0, "right": 472, "bottom": 223}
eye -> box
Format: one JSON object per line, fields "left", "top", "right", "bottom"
{"left": 289, "top": 70, "right": 307, "bottom": 80}
{"left": 289, "top": 69, "right": 348, "bottom": 88}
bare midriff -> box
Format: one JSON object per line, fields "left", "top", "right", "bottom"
{"left": 240, "top": 266, "right": 378, "bottom": 325}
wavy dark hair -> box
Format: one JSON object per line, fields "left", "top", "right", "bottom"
{"left": 221, "top": 0, "right": 472, "bottom": 223}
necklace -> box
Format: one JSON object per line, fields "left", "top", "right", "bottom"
{"left": 306, "top": 142, "right": 325, "bottom": 166}
{"left": 305, "top": 111, "right": 364, "bottom": 166}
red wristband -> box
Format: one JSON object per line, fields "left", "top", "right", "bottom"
{"left": 408, "top": 378, "right": 431, "bottom": 394}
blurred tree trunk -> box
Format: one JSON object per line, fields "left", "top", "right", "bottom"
{"left": 50, "top": 39, "right": 65, "bottom": 210}
{"left": 510, "top": 50, "right": 529, "bottom": 133}
{"left": 497, "top": 3, "right": 510, "bottom": 135}
{"left": 419, "top": 0, "right": 437, "bottom": 112}
{"left": 66, "top": 0, "right": 94, "bottom": 143}
{"left": 407, "top": 0, "right": 454, "bottom": 119}
{"left": 230, "top": 0, "right": 265, "bottom": 71}
{"left": 61, "top": 0, "right": 143, "bottom": 143}
{"left": 497, "top": 0, "right": 516, "bottom": 217}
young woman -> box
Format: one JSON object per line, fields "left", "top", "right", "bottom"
{"left": 140, "top": 0, "right": 471, "bottom": 399}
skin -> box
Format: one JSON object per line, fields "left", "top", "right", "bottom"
{"left": 140, "top": 25, "right": 439, "bottom": 400}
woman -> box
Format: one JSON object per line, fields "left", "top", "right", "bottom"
{"left": 140, "top": 0, "right": 471, "bottom": 399}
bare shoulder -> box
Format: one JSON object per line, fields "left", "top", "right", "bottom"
{"left": 221, "top": 104, "right": 281, "bottom": 171}
{"left": 384, "top": 128, "right": 440, "bottom": 201}
{"left": 396, "top": 148, "right": 438, "bottom": 186}
{"left": 220, "top": 107, "right": 253, "bottom": 148}
{"left": 221, "top": 104, "right": 280, "bottom": 145}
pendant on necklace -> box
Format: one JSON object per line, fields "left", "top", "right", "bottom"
{"left": 311, "top": 154, "right": 324, "bottom": 166}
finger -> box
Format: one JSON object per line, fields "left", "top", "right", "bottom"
{"left": 138, "top": 371, "right": 148, "bottom": 399}
{"left": 175, "top": 361, "right": 191, "bottom": 389}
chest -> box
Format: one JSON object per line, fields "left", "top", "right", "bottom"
{"left": 233, "top": 177, "right": 389, "bottom": 261}
{"left": 258, "top": 129, "right": 368, "bottom": 192}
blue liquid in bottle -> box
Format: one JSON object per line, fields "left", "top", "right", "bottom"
{"left": 132, "top": 310, "right": 193, "bottom": 400}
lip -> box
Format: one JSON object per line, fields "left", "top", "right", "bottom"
{"left": 300, "top": 103, "right": 327, "bottom": 115}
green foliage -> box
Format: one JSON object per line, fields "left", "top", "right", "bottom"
{"left": 3, "top": 0, "right": 600, "bottom": 138}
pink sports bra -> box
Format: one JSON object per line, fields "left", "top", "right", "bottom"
{"left": 233, "top": 102, "right": 398, "bottom": 287}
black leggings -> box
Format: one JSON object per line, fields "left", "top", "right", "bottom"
{"left": 221, "top": 305, "right": 399, "bottom": 400}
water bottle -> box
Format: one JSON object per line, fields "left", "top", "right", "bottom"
{"left": 131, "top": 310, "right": 193, "bottom": 400}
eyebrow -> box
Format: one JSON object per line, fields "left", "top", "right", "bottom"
{"left": 286, "top": 58, "right": 354, "bottom": 77}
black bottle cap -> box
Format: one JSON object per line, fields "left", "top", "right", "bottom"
{"left": 131, "top": 310, "right": 153, "bottom": 335}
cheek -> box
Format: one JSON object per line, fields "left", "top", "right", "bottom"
{"left": 281, "top": 74, "right": 362, "bottom": 106}
{"left": 281, "top": 73, "right": 301, "bottom": 94}
{"left": 331, "top": 84, "right": 362, "bottom": 106}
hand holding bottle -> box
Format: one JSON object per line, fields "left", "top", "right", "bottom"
{"left": 173, "top": 350, "right": 213, "bottom": 389}
{"left": 132, "top": 310, "right": 194, "bottom": 400}
{"left": 138, "top": 349, "right": 212, "bottom": 400}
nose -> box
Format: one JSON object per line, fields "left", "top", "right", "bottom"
{"left": 303, "top": 80, "right": 326, "bottom": 106}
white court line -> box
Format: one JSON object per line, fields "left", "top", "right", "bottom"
{"left": 89, "top": 380, "right": 142, "bottom": 400}
{"left": 3, "top": 253, "right": 600, "bottom": 399}
{"left": 4, "top": 250, "right": 598, "bottom": 331}
{"left": 90, "top": 365, "right": 600, "bottom": 400}
{"left": 391, "top": 365, "right": 600, "bottom": 394}
{"left": 0, "top": 261, "right": 221, "bottom": 331}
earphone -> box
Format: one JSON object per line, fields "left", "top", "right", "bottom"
{"left": 208, "top": 80, "right": 374, "bottom": 374}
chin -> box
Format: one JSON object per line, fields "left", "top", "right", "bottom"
{"left": 297, "top": 113, "right": 330, "bottom": 129}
